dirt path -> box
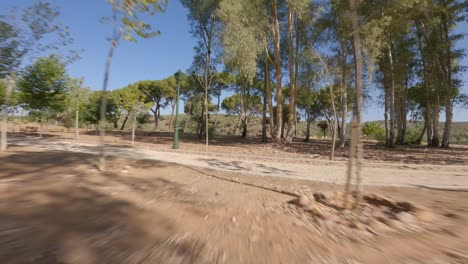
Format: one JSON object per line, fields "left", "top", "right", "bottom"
{"left": 1, "top": 145, "right": 468, "bottom": 264}
{"left": 9, "top": 135, "right": 468, "bottom": 189}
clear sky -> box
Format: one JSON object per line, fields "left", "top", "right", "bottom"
{"left": 1, "top": 0, "right": 467, "bottom": 121}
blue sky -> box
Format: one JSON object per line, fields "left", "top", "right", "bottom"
{"left": 1, "top": 0, "right": 467, "bottom": 121}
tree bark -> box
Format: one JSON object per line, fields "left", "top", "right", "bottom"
{"left": 169, "top": 100, "right": 175, "bottom": 132}
{"left": 99, "top": 39, "right": 116, "bottom": 172}
{"left": 339, "top": 41, "right": 348, "bottom": 148}
{"left": 285, "top": 7, "right": 296, "bottom": 143}
{"left": 304, "top": 110, "right": 311, "bottom": 142}
{"left": 265, "top": 55, "right": 275, "bottom": 139}
{"left": 271, "top": 0, "right": 283, "bottom": 142}
{"left": 75, "top": 109, "right": 80, "bottom": 140}
{"left": 432, "top": 94, "right": 440, "bottom": 147}
{"left": 388, "top": 43, "right": 396, "bottom": 148}
{"left": 262, "top": 87, "right": 268, "bottom": 142}
{"left": 344, "top": 0, "right": 364, "bottom": 209}
{"left": 1, "top": 73, "right": 15, "bottom": 151}
{"left": 131, "top": 111, "right": 136, "bottom": 145}
{"left": 120, "top": 114, "right": 129, "bottom": 130}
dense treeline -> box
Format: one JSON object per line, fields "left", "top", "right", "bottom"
{"left": 1, "top": 0, "right": 467, "bottom": 152}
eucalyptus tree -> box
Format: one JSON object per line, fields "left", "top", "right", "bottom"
{"left": 99, "top": 0, "right": 167, "bottom": 170}
{"left": 181, "top": 0, "right": 221, "bottom": 150}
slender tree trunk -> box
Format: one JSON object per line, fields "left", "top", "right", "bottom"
{"left": 329, "top": 85, "right": 338, "bottom": 160}
{"left": 120, "top": 114, "right": 129, "bottom": 130}
{"left": 271, "top": 0, "right": 283, "bottom": 142}
{"left": 339, "top": 42, "right": 348, "bottom": 148}
{"left": 388, "top": 44, "right": 396, "bottom": 147}
{"left": 241, "top": 116, "right": 248, "bottom": 139}
{"left": 416, "top": 118, "right": 427, "bottom": 145}
{"left": 432, "top": 94, "right": 440, "bottom": 147}
{"left": 285, "top": 8, "right": 296, "bottom": 143}
{"left": 132, "top": 111, "right": 136, "bottom": 145}
{"left": 441, "top": 12, "right": 453, "bottom": 148}
{"left": 1, "top": 73, "right": 15, "bottom": 151}
{"left": 169, "top": 100, "right": 175, "bottom": 132}
{"left": 384, "top": 85, "right": 389, "bottom": 145}
{"left": 39, "top": 111, "right": 44, "bottom": 138}
{"left": 265, "top": 56, "right": 275, "bottom": 139}
{"left": 99, "top": 40, "right": 116, "bottom": 172}
{"left": 234, "top": 113, "right": 242, "bottom": 136}
{"left": 213, "top": 94, "right": 221, "bottom": 130}
{"left": 262, "top": 88, "right": 268, "bottom": 142}
{"left": 442, "top": 96, "right": 452, "bottom": 148}
{"left": 304, "top": 110, "right": 311, "bottom": 142}
{"left": 344, "top": 0, "right": 364, "bottom": 209}
{"left": 75, "top": 109, "right": 80, "bottom": 140}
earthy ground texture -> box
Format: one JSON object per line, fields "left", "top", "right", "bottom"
{"left": 1, "top": 131, "right": 468, "bottom": 263}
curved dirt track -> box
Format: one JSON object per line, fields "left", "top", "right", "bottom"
{"left": 9, "top": 135, "right": 468, "bottom": 190}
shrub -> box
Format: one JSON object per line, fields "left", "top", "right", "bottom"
{"left": 362, "top": 122, "right": 385, "bottom": 141}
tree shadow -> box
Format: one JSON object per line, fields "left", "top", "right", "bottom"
{"left": 197, "top": 158, "right": 292, "bottom": 175}
{"left": 0, "top": 149, "right": 220, "bottom": 263}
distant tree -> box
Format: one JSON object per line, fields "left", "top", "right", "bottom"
{"left": 18, "top": 55, "right": 68, "bottom": 137}
{"left": 182, "top": 0, "right": 221, "bottom": 150}
{"left": 136, "top": 79, "right": 175, "bottom": 131}
{"left": 222, "top": 93, "right": 261, "bottom": 138}
{"left": 65, "top": 77, "right": 90, "bottom": 139}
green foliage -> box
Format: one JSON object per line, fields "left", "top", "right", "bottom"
{"left": 106, "top": 0, "right": 168, "bottom": 42}
{"left": 18, "top": 55, "right": 68, "bottom": 112}
{"left": 81, "top": 91, "right": 121, "bottom": 126}
{"left": 362, "top": 122, "right": 385, "bottom": 141}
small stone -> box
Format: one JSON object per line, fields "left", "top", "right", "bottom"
{"left": 231, "top": 217, "right": 237, "bottom": 223}
{"left": 215, "top": 192, "right": 220, "bottom": 196}
{"left": 313, "top": 192, "right": 326, "bottom": 202}
{"left": 121, "top": 170, "right": 128, "bottom": 173}
{"left": 290, "top": 194, "right": 309, "bottom": 207}
{"left": 334, "top": 191, "right": 344, "bottom": 200}
{"left": 397, "top": 212, "right": 417, "bottom": 226}
{"left": 124, "top": 165, "right": 131, "bottom": 169}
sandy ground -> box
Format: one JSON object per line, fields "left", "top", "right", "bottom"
{"left": 0, "top": 144, "right": 467, "bottom": 264}
{"left": 8, "top": 134, "right": 468, "bottom": 189}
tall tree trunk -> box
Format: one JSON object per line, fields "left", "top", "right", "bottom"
{"left": 213, "top": 94, "right": 221, "bottom": 130}
{"left": 432, "top": 94, "right": 440, "bottom": 147}
{"left": 344, "top": 0, "right": 364, "bottom": 209}
{"left": 441, "top": 12, "right": 453, "bottom": 148}
{"left": 131, "top": 111, "right": 136, "bottom": 145}
{"left": 304, "top": 110, "right": 311, "bottom": 142}
{"left": 442, "top": 96, "right": 452, "bottom": 148}
{"left": 384, "top": 85, "right": 390, "bottom": 145}
{"left": 329, "top": 85, "right": 338, "bottom": 160}
{"left": 39, "top": 111, "right": 44, "bottom": 138}
{"left": 388, "top": 43, "right": 396, "bottom": 148}
{"left": 416, "top": 118, "right": 427, "bottom": 145}
{"left": 339, "top": 42, "right": 348, "bottom": 148}
{"left": 120, "top": 114, "right": 129, "bottom": 130}
{"left": 271, "top": 0, "right": 283, "bottom": 142}
{"left": 241, "top": 116, "right": 248, "bottom": 139}
{"left": 285, "top": 7, "right": 296, "bottom": 143}
{"left": 262, "top": 88, "right": 268, "bottom": 142}
{"left": 75, "top": 109, "right": 80, "bottom": 140}
{"left": 265, "top": 55, "right": 275, "bottom": 139}
{"left": 169, "top": 100, "right": 175, "bottom": 132}
{"left": 1, "top": 73, "right": 15, "bottom": 151}
{"left": 99, "top": 39, "right": 116, "bottom": 172}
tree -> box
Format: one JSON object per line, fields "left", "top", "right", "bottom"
{"left": 99, "top": 0, "right": 167, "bottom": 171}
{"left": 136, "top": 79, "right": 175, "bottom": 130}
{"left": 65, "top": 77, "right": 90, "bottom": 139}
{"left": 114, "top": 84, "right": 151, "bottom": 144}
{"left": 344, "top": 0, "right": 364, "bottom": 209}
{"left": 222, "top": 93, "right": 262, "bottom": 138}
{"left": 18, "top": 55, "right": 68, "bottom": 137}
{"left": 182, "top": 0, "right": 221, "bottom": 151}
{"left": 1, "top": 1, "right": 76, "bottom": 151}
